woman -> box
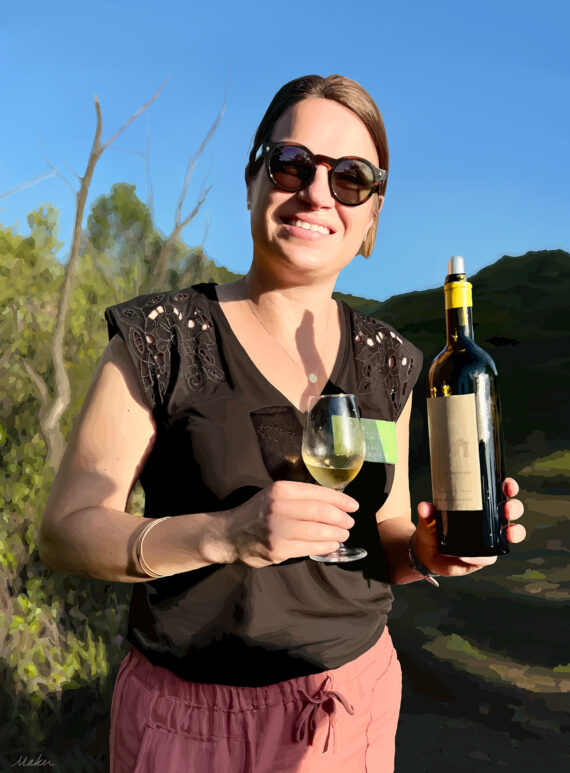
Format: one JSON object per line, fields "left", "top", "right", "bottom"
{"left": 39, "top": 74, "right": 525, "bottom": 773}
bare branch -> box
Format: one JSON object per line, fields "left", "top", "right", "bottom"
{"left": 110, "top": 144, "right": 145, "bottom": 157}
{"left": 0, "top": 339, "right": 21, "bottom": 372}
{"left": 223, "top": 65, "right": 230, "bottom": 105}
{"left": 55, "top": 170, "right": 76, "bottom": 195}
{"left": 142, "top": 183, "right": 211, "bottom": 294}
{"left": 0, "top": 170, "right": 57, "bottom": 201}
{"left": 174, "top": 98, "right": 226, "bottom": 228}
{"left": 9, "top": 306, "right": 48, "bottom": 405}
{"left": 20, "top": 358, "right": 49, "bottom": 409}
{"left": 39, "top": 82, "right": 167, "bottom": 469}
{"left": 202, "top": 212, "right": 211, "bottom": 245}
{"left": 0, "top": 311, "right": 22, "bottom": 369}
{"left": 39, "top": 142, "right": 77, "bottom": 195}
{"left": 145, "top": 126, "right": 154, "bottom": 221}
{"left": 102, "top": 77, "right": 169, "bottom": 151}
{"left": 177, "top": 184, "right": 212, "bottom": 233}
{"left": 93, "top": 96, "right": 104, "bottom": 157}
{"left": 12, "top": 303, "right": 23, "bottom": 334}
{"left": 62, "top": 159, "right": 82, "bottom": 182}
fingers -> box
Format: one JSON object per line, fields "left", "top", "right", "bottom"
{"left": 506, "top": 523, "right": 526, "bottom": 543}
{"left": 503, "top": 477, "right": 519, "bottom": 498}
{"left": 417, "top": 501, "right": 436, "bottom": 522}
{"left": 433, "top": 554, "right": 497, "bottom": 577}
{"left": 457, "top": 555, "right": 498, "bottom": 568}
{"left": 430, "top": 553, "right": 497, "bottom": 577}
{"left": 272, "top": 480, "right": 359, "bottom": 511}
{"left": 504, "top": 498, "right": 524, "bottom": 521}
{"left": 297, "top": 500, "right": 356, "bottom": 529}
{"left": 285, "top": 541, "right": 341, "bottom": 560}
{"left": 286, "top": 519, "right": 351, "bottom": 544}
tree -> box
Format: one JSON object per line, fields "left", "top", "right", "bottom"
{"left": 1, "top": 82, "right": 167, "bottom": 470}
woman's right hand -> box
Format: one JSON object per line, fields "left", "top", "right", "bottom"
{"left": 212, "top": 480, "right": 359, "bottom": 568}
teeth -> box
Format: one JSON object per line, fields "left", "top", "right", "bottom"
{"left": 291, "top": 219, "right": 330, "bottom": 235}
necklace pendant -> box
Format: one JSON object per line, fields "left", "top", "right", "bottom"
{"left": 308, "top": 373, "right": 318, "bottom": 383}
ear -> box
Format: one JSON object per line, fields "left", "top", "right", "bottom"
{"left": 367, "top": 194, "right": 384, "bottom": 232}
{"left": 245, "top": 166, "right": 251, "bottom": 210}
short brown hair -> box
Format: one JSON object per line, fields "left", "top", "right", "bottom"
{"left": 245, "top": 74, "right": 389, "bottom": 258}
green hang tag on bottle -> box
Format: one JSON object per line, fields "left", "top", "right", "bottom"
{"left": 331, "top": 416, "right": 397, "bottom": 463}
{"left": 331, "top": 414, "right": 358, "bottom": 457}
{"left": 360, "top": 418, "right": 398, "bottom": 464}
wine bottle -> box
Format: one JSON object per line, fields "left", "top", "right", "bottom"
{"left": 426, "top": 256, "right": 509, "bottom": 557}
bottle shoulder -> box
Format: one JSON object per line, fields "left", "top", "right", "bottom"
{"left": 427, "top": 339, "right": 500, "bottom": 397}
{"left": 430, "top": 338, "right": 498, "bottom": 375}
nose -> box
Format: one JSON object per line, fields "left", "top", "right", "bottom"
{"left": 297, "top": 163, "right": 335, "bottom": 208}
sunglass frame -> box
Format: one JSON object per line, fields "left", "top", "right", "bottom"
{"left": 255, "top": 141, "right": 386, "bottom": 206}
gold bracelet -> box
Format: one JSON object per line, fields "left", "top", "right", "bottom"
{"left": 135, "top": 517, "right": 172, "bottom": 578}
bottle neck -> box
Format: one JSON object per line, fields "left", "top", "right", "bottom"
{"left": 445, "top": 306, "right": 474, "bottom": 344}
{"left": 444, "top": 274, "right": 475, "bottom": 346}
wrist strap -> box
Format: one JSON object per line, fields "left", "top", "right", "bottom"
{"left": 135, "top": 517, "right": 172, "bottom": 578}
{"left": 407, "top": 534, "right": 440, "bottom": 587}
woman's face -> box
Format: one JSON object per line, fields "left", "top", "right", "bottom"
{"left": 247, "top": 97, "right": 383, "bottom": 282}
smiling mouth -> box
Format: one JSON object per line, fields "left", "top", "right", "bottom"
{"left": 283, "top": 217, "right": 333, "bottom": 235}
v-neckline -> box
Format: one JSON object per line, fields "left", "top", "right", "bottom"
{"left": 209, "top": 284, "right": 349, "bottom": 418}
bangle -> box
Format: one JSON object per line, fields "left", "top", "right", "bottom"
{"left": 135, "top": 517, "right": 172, "bottom": 578}
{"left": 407, "top": 534, "right": 440, "bottom": 587}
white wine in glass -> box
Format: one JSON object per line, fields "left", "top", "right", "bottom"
{"left": 302, "top": 393, "right": 367, "bottom": 562}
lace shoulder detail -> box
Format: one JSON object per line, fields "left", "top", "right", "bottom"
{"left": 349, "top": 308, "right": 423, "bottom": 422}
{"left": 104, "top": 286, "right": 226, "bottom": 415}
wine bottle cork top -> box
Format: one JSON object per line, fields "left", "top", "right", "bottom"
{"left": 448, "top": 256, "right": 465, "bottom": 274}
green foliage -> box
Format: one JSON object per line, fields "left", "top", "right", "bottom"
{"left": 0, "top": 185, "right": 243, "bottom": 763}
{"left": 345, "top": 248, "right": 570, "bottom": 460}
{"left": 86, "top": 182, "right": 160, "bottom": 299}
{"left": 442, "top": 633, "right": 488, "bottom": 661}
{"left": 0, "top": 187, "right": 567, "bottom": 766}
{"left": 511, "top": 569, "right": 547, "bottom": 581}
{"left": 519, "top": 450, "right": 570, "bottom": 477}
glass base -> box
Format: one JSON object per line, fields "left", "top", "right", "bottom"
{"left": 310, "top": 545, "right": 367, "bottom": 563}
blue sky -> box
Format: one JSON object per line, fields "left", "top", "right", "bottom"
{"left": 1, "top": 0, "right": 568, "bottom": 301}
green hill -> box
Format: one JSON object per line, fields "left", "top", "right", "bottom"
{"left": 203, "top": 246, "right": 569, "bottom": 471}
{"left": 334, "top": 249, "right": 570, "bottom": 471}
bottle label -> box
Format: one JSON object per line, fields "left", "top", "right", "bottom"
{"left": 427, "top": 394, "right": 483, "bottom": 510}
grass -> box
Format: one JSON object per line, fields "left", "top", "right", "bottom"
{"left": 519, "top": 450, "right": 570, "bottom": 477}
{"left": 421, "top": 632, "right": 570, "bottom": 694}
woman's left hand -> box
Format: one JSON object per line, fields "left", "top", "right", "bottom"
{"left": 412, "top": 478, "right": 526, "bottom": 578}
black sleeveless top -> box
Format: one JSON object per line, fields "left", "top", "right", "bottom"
{"left": 104, "top": 283, "right": 423, "bottom": 686}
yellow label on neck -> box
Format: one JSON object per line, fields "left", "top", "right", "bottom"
{"left": 444, "top": 280, "right": 473, "bottom": 309}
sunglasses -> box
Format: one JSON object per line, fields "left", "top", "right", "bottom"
{"left": 254, "top": 141, "right": 386, "bottom": 206}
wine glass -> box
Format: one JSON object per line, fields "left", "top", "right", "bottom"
{"left": 302, "top": 393, "right": 366, "bottom": 562}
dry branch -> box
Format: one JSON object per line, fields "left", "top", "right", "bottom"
{"left": 0, "top": 170, "right": 57, "bottom": 201}
{"left": 144, "top": 97, "right": 225, "bottom": 294}
{"left": 31, "top": 79, "right": 168, "bottom": 469}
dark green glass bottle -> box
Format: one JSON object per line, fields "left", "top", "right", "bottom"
{"left": 426, "top": 256, "right": 509, "bottom": 557}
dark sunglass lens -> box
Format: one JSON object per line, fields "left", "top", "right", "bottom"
{"left": 270, "top": 146, "right": 313, "bottom": 191}
{"left": 332, "top": 159, "right": 374, "bottom": 204}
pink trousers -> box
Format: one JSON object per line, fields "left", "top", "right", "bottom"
{"left": 109, "top": 627, "right": 402, "bottom": 773}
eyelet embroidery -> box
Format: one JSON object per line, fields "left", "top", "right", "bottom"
{"left": 111, "top": 292, "right": 417, "bottom": 421}
{"left": 115, "top": 288, "right": 226, "bottom": 409}
{"left": 351, "top": 309, "right": 416, "bottom": 421}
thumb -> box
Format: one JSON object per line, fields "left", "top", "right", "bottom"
{"left": 417, "top": 501, "right": 436, "bottom": 525}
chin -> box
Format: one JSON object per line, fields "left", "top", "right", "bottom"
{"left": 278, "top": 248, "right": 349, "bottom": 280}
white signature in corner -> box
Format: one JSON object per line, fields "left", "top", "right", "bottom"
{"left": 11, "top": 753, "right": 55, "bottom": 768}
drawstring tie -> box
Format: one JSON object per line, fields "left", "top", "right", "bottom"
{"left": 294, "top": 675, "right": 355, "bottom": 754}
